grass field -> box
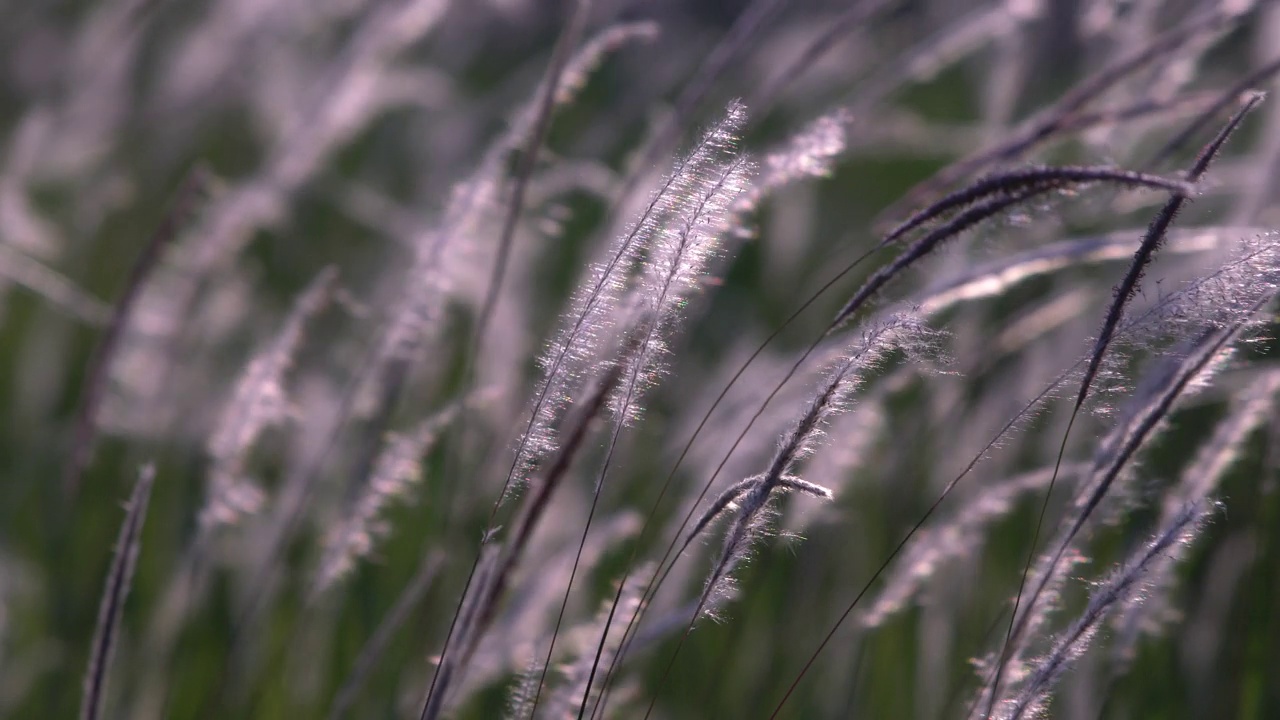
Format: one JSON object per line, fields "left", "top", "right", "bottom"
{"left": 2, "top": 1, "right": 1280, "bottom": 718}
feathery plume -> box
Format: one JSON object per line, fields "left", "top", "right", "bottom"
{"left": 1076, "top": 93, "right": 1262, "bottom": 413}
{"left": 1111, "top": 372, "right": 1280, "bottom": 663}
{"left": 528, "top": 106, "right": 754, "bottom": 717}
{"left": 315, "top": 405, "right": 460, "bottom": 592}
{"left": 987, "top": 288, "right": 1279, "bottom": 714}
{"left": 640, "top": 314, "right": 937, "bottom": 720}
{"left": 616, "top": 145, "right": 755, "bottom": 426}
{"left": 985, "top": 95, "right": 1264, "bottom": 719}
{"left": 65, "top": 167, "right": 211, "bottom": 499}
{"left": 699, "top": 314, "right": 934, "bottom": 621}
{"left": 734, "top": 110, "right": 849, "bottom": 214}
{"left": 999, "top": 502, "right": 1211, "bottom": 720}
{"left": 509, "top": 101, "right": 749, "bottom": 495}
{"left": 200, "top": 267, "right": 337, "bottom": 529}
{"left": 833, "top": 167, "right": 1191, "bottom": 332}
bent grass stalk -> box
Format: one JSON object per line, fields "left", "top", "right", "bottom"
{"left": 80, "top": 465, "right": 156, "bottom": 720}
{"left": 766, "top": 226, "right": 1280, "bottom": 717}
{"left": 985, "top": 93, "right": 1263, "bottom": 719}
{"left": 421, "top": 340, "right": 632, "bottom": 720}
{"left": 529, "top": 149, "right": 754, "bottom": 716}
{"left": 591, "top": 162, "right": 1192, "bottom": 717}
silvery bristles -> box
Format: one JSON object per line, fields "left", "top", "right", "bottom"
{"left": 966, "top": 232, "right": 1280, "bottom": 684}
{"left": 696, "top": 314, "right": 936, "bottom": 621}
{"left": 200, "top": 267, "right": 337, "bottom": 530}
{"left": 384, "top": 17, "right": 662, "bottom": 359}
{"left": 657, "top": 112, "right": 855, "bottom": 486}
{"left": 1062, "top": 231, "right": 1280, "bottom": 420}
{"left": 504, "top": 651, "right": 545, "bottom": 720}
{"left": 986, "top": 353, "right": 1183, "bottom": 682}
{"left": 1085, "top": 231, "right": 1280, "bottom": 496}
{"left": 524, "top": 110, "right": 756, "bottom": 715}
{"left": 1073, "top": 93, "right": 1261, "bottom": 419}
{"left": 615, "top": 124, "right": 755, "bottom": 427}
{"left": 314, "top": 404, "right": 460, "bottom": 592}
{"left": 551, "top": 22, "right": 661, "bottom": 108}
{"left": 1111, "top": 372, "right": 1280, "bottom": 663}
{"left": 731, "top": 109, "right": 850, "bottom": 219}
{"left": 508, "top": 102, "right": 749, "bottom": 496}
{"left": 1150, "top": 232, "right": 1280, "bottom": 335}
{"left": 995, "top": 502, "right": 1212, "bottom": 720}
{"left": 372, "top": 20, "right": 655, "bottom": 371}
{"left": 985, "top": 285, "right": 1280, "bottom": 712}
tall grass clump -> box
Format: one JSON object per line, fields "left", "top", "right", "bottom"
{"left": 2, "top": 1, "right": 1280, "bottom": 719}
